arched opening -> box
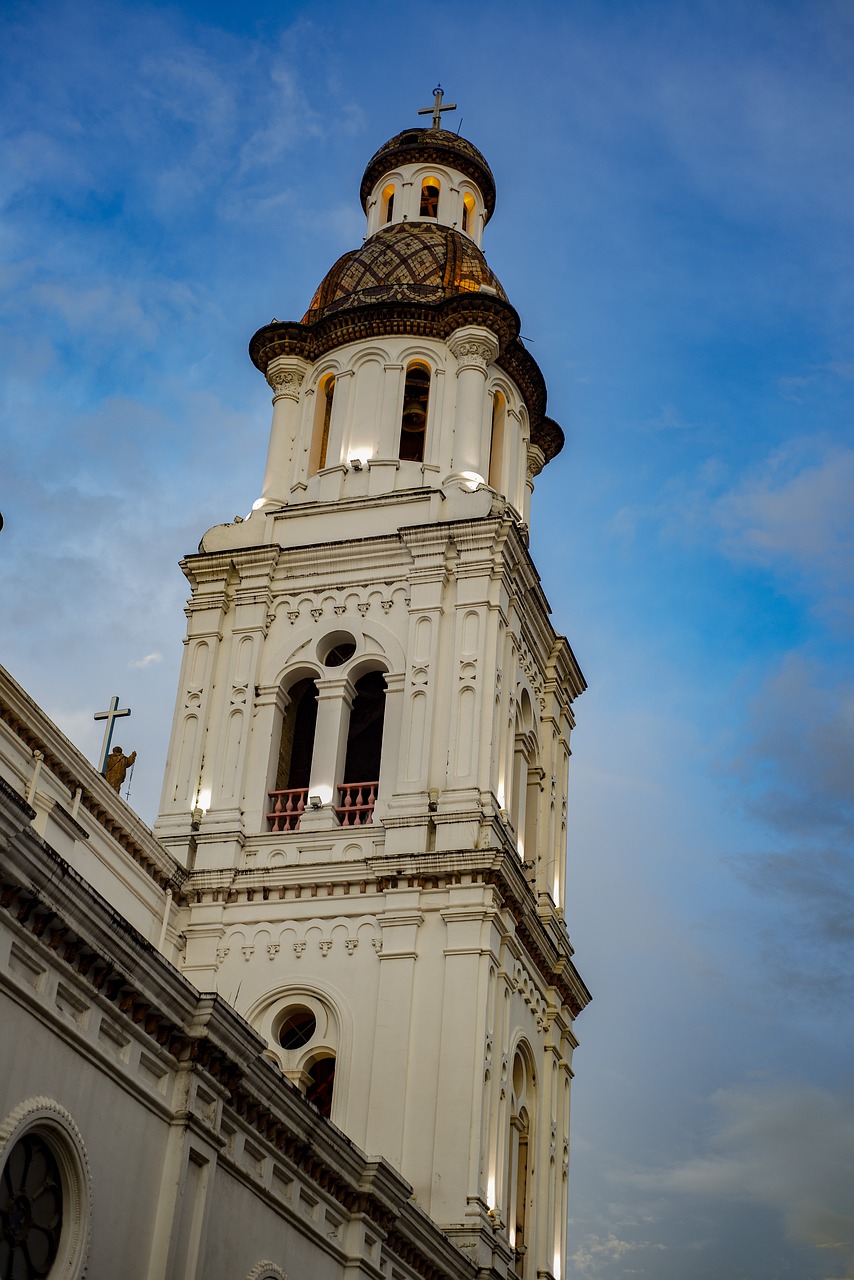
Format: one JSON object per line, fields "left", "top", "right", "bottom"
{"left": 381, "top": 182, "right": 395, "bottom": 224}
{"left": 305, "top": 1056, "right": 336, "bottom": 1118}
{"left": 267, "top": 678, "right": 318, "bottom": 831}
{"left": 337, "top": 670, "right": 386, "bottom": 826}
{"left": 309, "top": 375, "right": 336, "bottom": 474}
{"left": 419, "top": 176, "right": 440, "bottom": 218}
{"left": 462, "top": 191, "right": 476, "bottom": 234}
{"left": 488, "top": 391, "right": 506, "bottom": 490}
{"left": 399, "top": 363, "right": 430, "bottom": 462}
{"left": 508, "top": 1049, "right": 535, "bottom": 1278}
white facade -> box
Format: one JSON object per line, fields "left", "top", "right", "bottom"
{"left": 153, "top": 122, "right": 590, "bottom": 1280}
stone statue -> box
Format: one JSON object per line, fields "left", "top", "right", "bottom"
{"left": 104, "top": 746, "right": 136, "bottom": 792}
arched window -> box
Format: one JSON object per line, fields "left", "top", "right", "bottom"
{"left": 305, "top": 1056, "right": 336, "bottom": 1118}
{"left": 462, "top": 191, "right": 475, "bottom": 234}
{"left": 399, "top": 363, "right": 430, "bottom": 462}
{"left": 272, "top": 1001, "right": 338, "bottom": 1120}
{"left": 488, "top": 391, "right": 506, "bottom": 490}
{"left": 419, "top": 176, "right": 440, "bottom": 218}
{"left": 337, "top": 670, "right": 386, "bottom": 826}
{"left": 267, "top": 678, "right": 318, "bottom": 831}
{"left": 508, "top": 1049, "right": 535, "bottom": 1277}
{"left": 309, "top": 375, "right": 336, "bottom": 474}
{"left": 381, "top": 182, "right": 395, "bottom": 224}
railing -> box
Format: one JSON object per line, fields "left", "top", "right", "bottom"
{"left": 267, "top": 787, "right": 308, "bottom": 832}
{"left": 335, "top": 781, "right": 377, "bottom": 827}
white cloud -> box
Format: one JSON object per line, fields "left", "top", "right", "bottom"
{"left": 129, "top": 652, "right": 163, "bottom": 669}
{"left": 570, "top": 1232, "right": 666, "bottom": 1277}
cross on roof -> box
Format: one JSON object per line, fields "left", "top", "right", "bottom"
{"left": 94, "top": 694, "right": 131, "bottom": 774}
{"left": 418, "top": 85, "right": 457, "bottom": 131}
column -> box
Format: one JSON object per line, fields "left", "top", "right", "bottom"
{"left": 300, "top": 674, "right": 354, "bottom": 823}
{"left": 259, "top": 355, "right": 309, "bottom": 505}
{"left": 446, "top": 326, "right": 500, "bottom": 487}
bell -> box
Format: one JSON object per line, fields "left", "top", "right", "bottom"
{"left": 402, "top": 401, "right": 427, "bottom": 427}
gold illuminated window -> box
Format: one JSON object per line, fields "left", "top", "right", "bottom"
{"left": 309, "top": 375, "right": 335, "bottom": 474}
{"left": 381, "top": 183, "right": 395, "bottom": 224}
{"left": 462, "top": 192, "right": 475, "bottom": 233}
{"left": 420, "top": 177, "right": 440, "bottom": 218}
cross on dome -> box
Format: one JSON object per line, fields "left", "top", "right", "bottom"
{"left": 417, "top": 85, "right": 457, "bottom": 130}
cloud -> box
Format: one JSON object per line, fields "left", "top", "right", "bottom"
{"left": 714, "top": 442, "right": 854, "bottom": 620}
{"left": 570, "top": 1233, "right": 665, "bottom": 1277}
{"left": 735, "top": 653, "right": 854, "bottom": 838}
{"left": 722, "top": 653, "right": 854, "bottom": 1002}
{"left": 129, "top": 652, "right": 163, "bottom": 669}
{"left": 630, "top": 1081, "right": 854, "bottom": 1274}
{"left": 613, "top": 441, "right": 854, "bottom": 625}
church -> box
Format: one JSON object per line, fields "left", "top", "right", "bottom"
{"left": 0, "top": 96, "right": 591, "bottom": 1280}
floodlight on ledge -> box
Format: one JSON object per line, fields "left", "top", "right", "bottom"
{"left": 308, "top": 794, "right": 323, "bottom": 809}
{"left": 349, "top": 457, "right": 365, "bottom": 470}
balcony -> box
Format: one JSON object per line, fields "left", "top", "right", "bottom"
{"left": 266, "top": 782, "right": 378, "bottom": 832}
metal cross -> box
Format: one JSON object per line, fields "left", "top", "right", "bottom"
{"left": 418, "top": 85, "right": 457, "bottom": 131}
{"left": 94, "top": 695, "right": 131, "bottom": 774}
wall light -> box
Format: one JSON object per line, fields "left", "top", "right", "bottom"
{"left": 349, "top": 457, "right": 364, "bottom": 471}
{"left": 308, "top": 795, "right": 323, "bottom": 809}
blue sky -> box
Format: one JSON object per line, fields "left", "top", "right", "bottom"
{"left": 1, "top": 1, "right": 853, "bottom": 1275}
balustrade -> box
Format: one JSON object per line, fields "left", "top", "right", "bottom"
{"left": 336, "top": 781, "right": 377, "bottom": 826}
{"left": 267, "top": 787, "right": 308, "bottom": 832}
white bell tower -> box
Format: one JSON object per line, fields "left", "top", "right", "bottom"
{"left": 155, "top": 97, "right": 590, "bottom": 1280}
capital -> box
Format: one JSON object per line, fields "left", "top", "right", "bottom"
{"left": 266, "top": 356, "right": 307, "bottom": 402}
{"left": 448, "top": 325, "right": 500, "bottom": 373}
{"left": 526, "top": 443, "right": 546, "bottom": 481}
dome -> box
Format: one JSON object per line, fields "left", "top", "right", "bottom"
{"left": 302, "top": 222, "right": 507, "bottom": 323}
{"left": 360, "top": 128, "right": 496, "bottom": 222}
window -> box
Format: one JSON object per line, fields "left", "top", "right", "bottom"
{"left": 0, "top": 1132, "right": 63, "bottom": 1278}
{"left": 381, "top": 182, "right": 395, "bottom": 224}
{"left": 399, "top": 364, "right": 430, "bottom": 462}
{"left": 419, "top": 177, "right": 440, "bottom": 218}
{"left": 278, "top": 1007, "right": 317, "bottom": 1050}
{"left": 272, "top": 1002, "right": 337, "bottom": 1119}
{"left": 337, "top": 670, "right": 386, "bottom": 826}
{"left": 462, "top": 192, "right": 475, "bottom": 234}
{"left": 267, "top": 679, "right": 318, "bottom": 832}
{"left": 305, "top": 1057, "right": 335, "bottom": 1118}
{"left": 309, "top": 375, "right": 336, "bottom": 474}
{"left": 488, "top": 391, "right": 506, "bottom": 490}
{"left": 508, "top": 1049, "right": 534, "bottom": 1277}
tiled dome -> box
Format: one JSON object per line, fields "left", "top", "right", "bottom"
{"left": 303, "top": 222, "right": 507, "bottom": 322}
{"left": 360, "top": 127, "right": 496, "bottom": 221}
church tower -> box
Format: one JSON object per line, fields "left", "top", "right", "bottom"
{"left": 154, "top": 97, "right": 590, "bottom": 1280}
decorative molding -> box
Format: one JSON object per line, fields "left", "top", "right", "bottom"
{"left": 244, "top": 1263, "right": 287, "bottom": 1280}
{"left": 266, "top": 361, "right": 305, "bottom": 403}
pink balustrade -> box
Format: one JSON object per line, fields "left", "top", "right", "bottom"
{"left": 335, "top": 781, "right": 378, "bottom": 827}
{"left": 267, "top": 787, "right": 308, "bottom": 832}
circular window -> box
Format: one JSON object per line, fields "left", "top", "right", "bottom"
{"left": 317, "top": 631, "right": 357, "bottom": 667}
{"left": 278, "top": 1007, "right": 317, "bottom": 1051}
{"left": 1, "top": 1132, "right": 63, "bottom": 1278}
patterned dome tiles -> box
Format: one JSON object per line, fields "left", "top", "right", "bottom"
{"left": 303, "top": 223, "right": 507, "bottom": 322}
